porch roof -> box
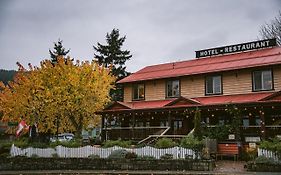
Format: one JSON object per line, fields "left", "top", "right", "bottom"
{"left": 118, "top": 47, "right": 281, "bottom": 84}
{"left": 103, "top": 91, "right": 281, "bottom": 112}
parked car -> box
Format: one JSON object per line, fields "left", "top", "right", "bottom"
{"left": 50, "top": 133, "right": 74, "bottom": 142}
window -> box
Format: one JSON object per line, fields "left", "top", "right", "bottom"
{"left": 166, "top": 80, "right": 180, "bottom": 98}
{"left": 255, "top": 116, "right": 261, "bottom": 126}
{"left": 160, "top": 120, "right": 169, "bottom": 127}
{"left": 173, "top": 120, "right": 183, "bottom": 130}
{"left": 132, "top": 83, "right": 145, "bottom": 100}
{"left": 205, "top": 75, "right": 222, "bottom": 95}
{"left": 243, "top": 116, "right": 249, "bottom": 127}
{"left": 253, "top": 70, "right": 273, "bottom": 91}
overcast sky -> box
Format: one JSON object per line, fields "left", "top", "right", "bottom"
{"left": 0, "top": 0, "right": 280, "bottom": 72}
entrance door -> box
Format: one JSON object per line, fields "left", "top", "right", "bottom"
{"left": 173, "top": 120, "right": 184, "bottom": 135}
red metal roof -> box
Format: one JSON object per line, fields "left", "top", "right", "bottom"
{"left": 195, "top": 92, "right": 273, "bottom": 105}
{"left": 104, "top": 92, "right": 280, "bottom": 112}
{"left": 124, "top": 99, "right": 175, "bottom": 109}
{"left": 118, "top": 47, "right": 281, "bottom": 83}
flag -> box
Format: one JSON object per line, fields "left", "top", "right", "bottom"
{"left": 16, "top": 120, "right": 29, "bottom": 137}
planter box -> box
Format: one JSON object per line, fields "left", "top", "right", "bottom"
{"left": 0, "top": 157, "right": 214, "bottom": 171}
{"left": 247, "top": 162, "right": 281, "bottom": 172}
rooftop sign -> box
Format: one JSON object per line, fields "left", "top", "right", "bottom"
{"left": 195, "top": 38, "right": 277, "bottom": 58}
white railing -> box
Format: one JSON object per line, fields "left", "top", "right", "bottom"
{"left": 258, "top": 148, "right": 280, "bottom": 161}
{"left": 10, "top": 144, "right": 195, "bottom": 159}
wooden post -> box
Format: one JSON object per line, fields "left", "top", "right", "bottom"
{"left": 132, "top": 113, "right": 135, "bottom": 140}
{"left": 260, "top": 111, "right": 266, "bottom": 140}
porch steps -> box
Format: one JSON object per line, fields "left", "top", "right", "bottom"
{"left": 138, "top": 127, "right": 170, "bottom": 144}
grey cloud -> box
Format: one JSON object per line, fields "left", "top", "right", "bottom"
{"left": 0, "top": 0, "right": 280, "bottom": 72}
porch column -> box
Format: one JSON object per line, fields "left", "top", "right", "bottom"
{"left": 132, "top": 113, "right": 135, "bottom": 139}
{"left": 101, "top": 115, "right": 106, "bottom": 141}
{"left": 168, "top": 111, "right": 172, "bottom": 131}
{"left": 260, "top": 111, "right": 266, "bottom": 140}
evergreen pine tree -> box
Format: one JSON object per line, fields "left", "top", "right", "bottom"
{"left": 49, "top": 39, "right": 70, "bottom": 64}
{"left": 93, "top": 28, "right": 132, "bottom": 78}
{"left": 93, "top": 29, "right": 132, "bottom": 101}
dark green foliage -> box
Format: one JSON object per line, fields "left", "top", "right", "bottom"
{"left": 193, "top": 109, "right": 202, "bottom": 140}
{"left": 180, "top": 136, "right": 204, "bottom": 151}
{"left": 0, "top": 141, "right": 12, "bottom": 158}
{"left": 102, "top": 140, "right": 132, "bottom": 148}
{"left": 30, "top": 154, "right": 39, "bottom": 158}
{"left": 259, "top": 138, "right": 281, "bottom": 154}
{"left": 181, "top": 136, "right": 204, "bottom": 159}
{"left": 0, "top": 69, "right": 16, "bottom": 85}
{"left": 125, "top": 151, "right": 138, "bottom": 159}
{"left": 154, "top": 138, "right": 176, "bottom": 148}
{"left": 204, "top": 124, "right": 230, "bottom": 141}
{"left": 49, "top": 39, "right": 70, "bottom": 64}
{"left": 93, "top": 29, "right": 132, "bottom": 101}
{"left": 255, "top": 156, "right": 276, "bottom": 164}
{"left": 93, "top": 28, "right": 132, "bottom": 78}
{"left": 49, "top": 140, "right": 81, "bottom": 148}
{"left": 13, "top": 137, "right": 29, "bottom": 148}
{"left": 51, "top": 153, "right": 59, "bottom": 158}
{"left": 108, "top": 149, "right": 128, "bottom": 159}
{"left": 88, "top": 154, "right": 100, "bottom": 159}
{"left": 241, "top": 149, "right": 257, "bottom": 161}
{"left": 136, "top": 155, "right": 156, "bottom": 160}
{"left": 227, "top": 105, "right": 242, "bottom": 141}
{"left": 160, "top": 154, "right": 173, "bottom": 160}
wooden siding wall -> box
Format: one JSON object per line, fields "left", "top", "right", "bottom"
{"left": 145, "top": 80, "right": 165, "bottom": 101}
{"left": 123, "top": 85, "right": 132, "bottom": 102}
{"left": 223, "top": 69, "right": 252, "bottom": 95}
{"left": 122, "top": 65, "right": 281, "bottom": 102}
{"left": 181, "top": 75, "right": 205, "bottom": 98}
{"left": 274, "top": 65, "right": 281, "bottom": 91}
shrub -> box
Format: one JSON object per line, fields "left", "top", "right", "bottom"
{"left": 31, "top": 154, "right": 39, "bottom": 158}
{"left": 242, "top": 148, "right": 257, "bottom": 161}
{"left": 160, "top": 154, "right": 173, "bottom": 160}
{"left": 50, "top": 140, "right": 81, "bottom": 148}
{"left": 154, "top": 138, "right": 175, "bottom": 149}
{"left": 259, "top": 138, "right": 281, "bottom": 155}
{"left": 103, "top": 140, "right": 132, "bottom": 148}
{"left": 52, "top": 153, "right": 59, "bottom": 158}
{"left": 0, "top": 152, "right": 10, "bottom": 158}
{"left": 108, "top": 149, "right": 128, "bottom": 159}
{"left": 14, "top": 137, "right": 29, "bottom": 148}
{"left": 125, "top": 151, "right": 138, "bottom": 159}
{"left": 255, "top": 156, "right": 276, "bottom": 164}
{"left": 136, "top": 155, "right": 156, "bottom": 160}
{"left": 180, "top": 136, "right": 204, "bottom": 159}
{"left": 203, "top": 124, "right": 230, "bottom": 141}
{"left": 30, "top": 142, "right": 49, "bottom": 148}
{"left": 181, "top": 136, "right": 203, "bottom": 151}
{"left": 88, "top": 154, "right": 100, "bottom": 159}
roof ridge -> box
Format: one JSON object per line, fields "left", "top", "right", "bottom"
{"left": 136, "top": 51, "right": 281, "bottom": 75}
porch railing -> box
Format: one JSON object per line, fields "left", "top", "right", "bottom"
{"left": 103, "top": 126, "right": 169, "bottom": 140}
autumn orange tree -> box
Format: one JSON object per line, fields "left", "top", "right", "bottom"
{"left": 0, "top": 57, "right": 115, "bottom": 136}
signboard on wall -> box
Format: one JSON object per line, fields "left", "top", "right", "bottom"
{"left": 195, "top": 38, "right": 277, "bottom": 58}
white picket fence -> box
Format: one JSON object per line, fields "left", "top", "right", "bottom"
{"left": 258, "top": 148, "right": 280, "bottom": 161}
{"left": 10, "top": 144, "right": 195, "bottom": 159}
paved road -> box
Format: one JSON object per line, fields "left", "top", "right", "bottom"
{"left": 1, "top": 170, "right": 281, "bottom": 175}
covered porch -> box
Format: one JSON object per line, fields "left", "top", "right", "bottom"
{"left": 100, "top": 91, "right": 281, "bottom": 143}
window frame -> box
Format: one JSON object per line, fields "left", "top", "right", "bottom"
{"left": 252, "top": 69, "right": 274, "bottom": 92}
{"left": 166, "top": 79, "right": 180, "bottom": 98}
{"left": 205, "top": 75, "right": 223, "bottom": 96}
{"left": 132, "top": 83, "right": 145, "bottom": 101}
